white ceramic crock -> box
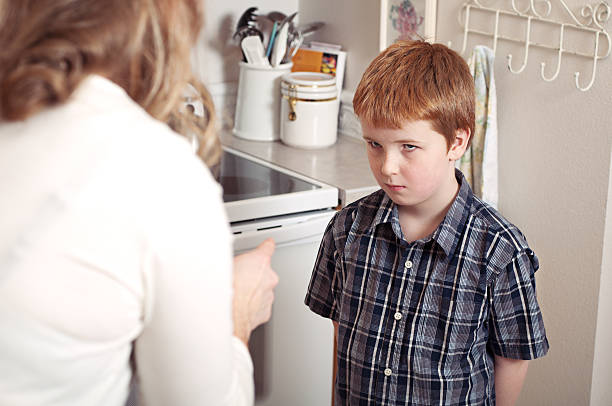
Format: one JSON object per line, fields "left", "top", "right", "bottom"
{"left": 234, "top": 62, "right": 293, "bottom": 142}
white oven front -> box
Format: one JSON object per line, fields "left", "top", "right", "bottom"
{"left": 222, "top": 148, "right": 338, "bottom": 405}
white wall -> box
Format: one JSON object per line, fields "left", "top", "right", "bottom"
{"left": 194, "top": 0, "right": 299, "bottom": 85}
{"left": 591, "top": 145, "right": 612, "bottom": 406}
{"left": 196, "top": 2, "right": 612, "bottom": 402}
{"left": 439, "top": 2, "right": 612, "bottom": 404}
{"left": 298, "top": 0, "right": 380, "bottom": 91}
{"left": 192, "top": 0, "right": 299, "bottom": 129}
{"left": 297, "top": 1, "right": 612, "bottom": 404}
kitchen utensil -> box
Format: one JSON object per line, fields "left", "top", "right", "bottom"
{"left": 265, "top": 22, "right": 278, "bottom": 60}
{"left": 241, "top": 35, "right": 269, "bottom": 66}
{"left": 270, "top": 12, "right": 297, "bottom": 67}
{"left": 296, "top": 21, "right": 325, "bottom": 37}
{"left": 270, "top": 22, "right": 288, "bottom": 67}
{"left": 255, "top": 14, "right": 275, "bottom": 52}
{"left": 267, "top": 11, "right": 286, "bottom": 22}
{"left": 283, "top": 27, "right": 303, "bottom": 64}
{"left": 233, "top": 6, "right": 263, "bottom": 48}
{"left": 235, "top": 7, "right": 258, "bottom": 34}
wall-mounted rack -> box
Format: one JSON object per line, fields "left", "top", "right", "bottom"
{"left": 451, "top": 0, "right": 611, "bottom": 91}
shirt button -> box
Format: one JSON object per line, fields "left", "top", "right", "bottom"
{"left": 384, "top": 368, "right": 393, "bottom": 376}
{"left": 405, "top": 260, "right": 413, "bottom": 269}
{"left": 394, "top": 312, "right": 402, "bottom": 320}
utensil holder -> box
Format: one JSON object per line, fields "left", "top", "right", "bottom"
{"left": 234, "top": 62, "right": 292, "bottom": 141}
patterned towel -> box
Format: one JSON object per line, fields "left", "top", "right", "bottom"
{"left": 458, "top": 45, "right": 498, "bottom": 208}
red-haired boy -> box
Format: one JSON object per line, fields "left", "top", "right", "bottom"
{"left": 305, "top": 41, "right": 548, "bottom": 406}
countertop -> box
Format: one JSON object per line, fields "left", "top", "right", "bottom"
{"left": 219, "top": 130, "right": 379, "bottom": 206}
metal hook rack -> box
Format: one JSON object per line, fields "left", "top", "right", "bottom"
{"left": 449, "top": 0, "right": 611, "bottom": 91}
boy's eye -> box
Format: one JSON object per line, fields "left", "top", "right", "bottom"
{"left": 403, "top": 144, "right": 417, "bottom": 151}
{"left": 367, "top": 141, "right": 381, "bottom": 148}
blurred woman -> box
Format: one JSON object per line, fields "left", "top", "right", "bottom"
{"left": 0, "top": 1, "right": 277, "bottom": 405}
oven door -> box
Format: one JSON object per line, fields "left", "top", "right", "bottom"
{"left": 232, "top": 209, "right": 335, "bottom": 406}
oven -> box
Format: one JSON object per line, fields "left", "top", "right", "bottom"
{"left": 219, "top": 147, "right": 337, "bottom": 406}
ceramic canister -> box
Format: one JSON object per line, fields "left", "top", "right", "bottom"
{"left": 280, "top": 72, "right": 339, "bottom": 149}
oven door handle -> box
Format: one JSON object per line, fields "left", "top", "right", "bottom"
{"left": 232, "top": 213, "right": 333, "bottom": 253}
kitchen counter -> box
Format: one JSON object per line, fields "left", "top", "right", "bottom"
{"left": 219, "top": 130, "right": 379, "bottom": 206}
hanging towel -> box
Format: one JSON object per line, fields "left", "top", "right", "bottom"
{"left": 457, "top": 45, "right": 498, "bottom": 208}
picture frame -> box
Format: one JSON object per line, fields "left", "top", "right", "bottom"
{"left": 379, "top": 0, "right": 438, "bottom": 51}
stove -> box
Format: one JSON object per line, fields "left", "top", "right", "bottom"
{"left": 218, "top": 147, "right": 337, "bottom": 406}
{"left": 218, "top": 147, "right": 338, "bottom": 223}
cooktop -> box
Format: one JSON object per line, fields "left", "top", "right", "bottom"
{"left": 218, "top": 150, "right": 318, "bottom": 203}
{"left": 216, "top": 148, "right": 338, "bottom": 223}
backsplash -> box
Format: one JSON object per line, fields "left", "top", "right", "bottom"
{"left": 209, "top": 82, "right": 238, "bottom": 132}
{"left": 338, "top": 90, "right": 362, "bottom": 139}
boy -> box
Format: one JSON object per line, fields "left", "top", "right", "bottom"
{"left": 305, "top": 41, "right": 548, "bottom": 406}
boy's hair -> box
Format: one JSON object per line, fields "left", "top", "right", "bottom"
{"left": 353, "top": 40, "right": 475, "bottom": 149}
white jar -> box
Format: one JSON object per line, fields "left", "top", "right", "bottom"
{"left": 280, "top": 72, "right": 339, "bottom": 149}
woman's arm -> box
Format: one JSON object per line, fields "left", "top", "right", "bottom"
{"left": 494, "top": 355, "right": 529, "bottom": 406}
{"left": 232, "top": 239, "right": 278, "bottom": 345}
{"left": 132, "top": 143, "right": 268, "bottom": 406}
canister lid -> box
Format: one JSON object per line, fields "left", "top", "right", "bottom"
{"left": 281, "top": 72, "right": 337, "bottom": 99}
{"left": 281, "top": 72, "right": 336, "bottom": 87}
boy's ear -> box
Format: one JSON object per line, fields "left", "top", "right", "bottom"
{"left": 448, "top": 128, "right": 470, "bottom": 161}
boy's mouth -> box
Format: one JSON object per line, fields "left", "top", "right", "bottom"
{"left": 385, "top": 183, "right": 405, "bottom": 191}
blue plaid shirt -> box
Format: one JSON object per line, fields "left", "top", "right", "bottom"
{"left": 305, "top": 170, "right": 549, "bottom": 405}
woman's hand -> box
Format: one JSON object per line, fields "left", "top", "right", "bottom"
{"left": 232, "top": 239, "right": 279, "bottom": 346}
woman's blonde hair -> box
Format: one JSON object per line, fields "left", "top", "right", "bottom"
{"left": 0, "top": 0, "right": 220, "bottom": 166}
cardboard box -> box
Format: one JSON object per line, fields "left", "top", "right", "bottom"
{"left": 291, "top": 43, "right": 346, "bottom": 96}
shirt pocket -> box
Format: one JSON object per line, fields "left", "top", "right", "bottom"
{"left": 412, "top": 292, "right": 487, "bottom": 379}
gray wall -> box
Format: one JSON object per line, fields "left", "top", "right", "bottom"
{"left": 437, "top": 2, "right": 612, "bottom": 405}
{"left": 302, "top": 0, "right": 612, "bottom": 404}
{"left": 203, "top": 1, "right": 612, "bottom": 403}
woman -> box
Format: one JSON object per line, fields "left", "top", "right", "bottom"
{"left": 0, "top": 0, "right": 277, "bottom": 405}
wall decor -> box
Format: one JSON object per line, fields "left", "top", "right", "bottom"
{"left": 379, "top": 0, "right": 438, "bottom": 50}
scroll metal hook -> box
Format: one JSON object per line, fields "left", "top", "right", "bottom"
{"left": 492, "top": 9, "right": 501, "bottom": 54}
{"left": 507, "top": 16, "right": 532, "bottom": 74}
{"left": 540, "top": 24, "right": 564, "bottom": 81}
{"left": 460, "top": 4, "right": 472, "bottom": 55}
{"left": 575, "top": 31, "right": 601, "bottom": 91}
{"left": 511, "top": 0, "right": 530, "bottom": 15}
{"left": 530, "top": 0, "right": 552, "bottom": 18}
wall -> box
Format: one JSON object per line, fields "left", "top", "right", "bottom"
{"left": 193, "top": 0, "right": 299, "bottom": 129}
{"left": 298, "top": 0, "right": 380, "bottom": 91}
{"left": 438, "top": 2, "right": 612, "bottom": 404}
{"left": 197, "top": 2, "right": 612, "bottom": 403}
{"left": 299, "top": 0, "right": 612, "bottom": 404}
{"left": 590, "top": 145, "right": 612, "bottom": 406}
{"left": 194, "top": 0, "right": 299, "bottom": 84}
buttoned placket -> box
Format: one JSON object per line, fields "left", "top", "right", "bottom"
{"left": 377, "top": 250, "right": 418, "bottom": 401}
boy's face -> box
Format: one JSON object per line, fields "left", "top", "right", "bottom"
{"left": 361, "top": 119, "right": 468, "bottom": 212}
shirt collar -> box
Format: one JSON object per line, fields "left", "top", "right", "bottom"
{"left": 367, "top": 169, "right": 473, "bottom": 257}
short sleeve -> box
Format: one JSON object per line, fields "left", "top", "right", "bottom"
{"left": 305, "top": 213, "right": 343, "bottom": 322}
{"left": 488, "top": 249, "right": 549, "bottom": 360}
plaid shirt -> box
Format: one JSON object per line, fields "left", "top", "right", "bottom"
{"left": 305, "top": 170, "right": 549, "bottom": 405}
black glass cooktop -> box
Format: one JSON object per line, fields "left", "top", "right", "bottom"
{"left": 218, "top": 151, "right": 319, "bottom": 203}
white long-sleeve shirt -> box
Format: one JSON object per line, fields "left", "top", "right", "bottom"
{"left": 0, "top": 75, "right": 253, "bottom": 406}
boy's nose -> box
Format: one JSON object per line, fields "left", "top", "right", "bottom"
{"left": 381, "top": 153, "right": 400, "bottom": 176}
